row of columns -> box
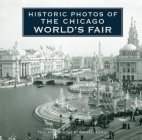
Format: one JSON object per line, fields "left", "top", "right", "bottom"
{"left": 19, "top": 63, "right": 65, "bottom": 77}
{"left": 56, "top": 65, "right": 63, "bottom": 71}
{"left": 117, "top": 62, "right": 137, "bottom": 73}
{"left": 122, "top": 75, "right": 135, "bottom": 81}
{"left": 20, "top": 63, "right": 31, "bottom": 77}
{"left": 19, "top": 63, "right": 41, "bottom": 77}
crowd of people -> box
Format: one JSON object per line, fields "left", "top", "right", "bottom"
{"left": 123, "top": 81, "right": 142, "bottom": 94}
{"left": 56, "top": 78, "right": 142, "bottom": 140}
{"left": 114, "top": 107, "right": 142, "bottom": 118}
{"left": 122, "top": 123, "right": 130, "bottom": 129}
{"left": 97, "top": 113, "right": 114, "bottom": 128}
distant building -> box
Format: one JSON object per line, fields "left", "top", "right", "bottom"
{"left": 72, "top": 56, "right": 84, "bottom": 69}
{"left": 71, "top": 47, "right": 116, "bottom": 74}
{"left": 116, "top": 17, "right": 142, "bottom": 81}
{"left": 102, "top": 55, "right": 116, "bottom": 74}
{"left": 0, "top": 49, "right": 7, "bottom": 77}
{"left": 95, "top": 42, "right": 116, "bottom": 75}
{"left": 84, "top": 56, "right": 95, "bottom": 69}
{"left": 0, "top": 43, "right": 70, "bottom": 78}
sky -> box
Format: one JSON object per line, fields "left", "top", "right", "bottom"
{"left": 0, "top": 0, "right": 142, "bottom": 57}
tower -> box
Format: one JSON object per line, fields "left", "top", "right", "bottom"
{"left": 97, "top": 41, "right": 103, "bottom": 70}
{"left": 14, "top": 42, "right": 20, "bottom": 87}
{"left": 127, "top": 17, "right": 139, "bottom": 48}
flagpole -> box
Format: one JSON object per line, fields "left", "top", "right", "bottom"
{"left": 46, "top": 46, "right": 47, "bottom": 59}
{"left": 40, "top": 45, "right": 43, "bottom": 55}
{"left": 49, "top": 47, "right": 50, "bottom": 58}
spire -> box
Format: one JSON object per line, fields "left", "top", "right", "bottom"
{"left": 98, "top": 41, "right": 103, "bottom": 70}
{"left": 127, "top": 17, "right": 139, "bottom": 48}
{"left": 134, "top": 20, "right": 136, "bottom": 28}
{"left": 99, "top": 41, "right": 101, "bottom": 59}
{"left": 131, "top": 17, "right": 133, "bottom": 27}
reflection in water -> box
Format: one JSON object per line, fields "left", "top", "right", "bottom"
{"left": 0, "top": 84, "right": 71, "bottom": 139}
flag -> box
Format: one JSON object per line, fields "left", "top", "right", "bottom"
{"left": 50, "top": 46, "right": 53, "bottom": 51}
{"left": 46, "top": 45, "right": 50, "bottom": 50}
{"left": 40, "top": 46, "right": 43, "bottom": 50}
{"left": 52, "top": 46, "right": 54, "bottom": 50}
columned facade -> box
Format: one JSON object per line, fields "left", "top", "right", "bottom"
{"left": 0, "top": 45, "right": 71, "bottom": 78}
{"left": 116, "top": 17, "right": 142, "bottom": 81}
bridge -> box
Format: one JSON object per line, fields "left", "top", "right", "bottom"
{"left": 33, "top": 78, "right": 75, "bottom": 85}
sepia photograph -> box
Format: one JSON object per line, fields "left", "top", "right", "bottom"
{"left": 0, "top": 0, "right": 142, "bottom": 140}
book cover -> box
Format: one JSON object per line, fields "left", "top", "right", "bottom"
{"left": 0, "top": 0, "right": 142, "bottom": 140}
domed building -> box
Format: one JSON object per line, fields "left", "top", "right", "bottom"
{"left": 138, "top": 44, "right": 142, "bottom": 58}
{"left": 116, "top": 17, "right": 142, "bottom": 81}
{"left": 0, "top": 43, "right": 71, "bottom": 78}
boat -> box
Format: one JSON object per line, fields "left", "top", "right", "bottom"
{"left": 37, "top": 85, "right": 44, "bottom": 88}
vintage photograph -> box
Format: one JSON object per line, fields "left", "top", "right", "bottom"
{"left": 0, "top": 0, "right": 142, "bottom": 140}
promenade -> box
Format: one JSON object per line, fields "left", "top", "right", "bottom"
{"left": 72, "top": 115, "right": 142, "bottom": 140}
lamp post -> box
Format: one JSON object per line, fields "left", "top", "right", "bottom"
{"left": 124, "top": 99, "right": 126, "bottom": 119}
{"left": 119, "top": 67, "right": 123, "bottom": 96}
{"left": 14, "top": 55, "right": 20, "bottom": 88}
{"left": 60, "top": 114, "right": 62, "bottom": 140}
{"left": 96, "top": 75, "right": 100, "bottom": 107}
{"left": 120, "top": 67, "right": 122, "bottom": 88}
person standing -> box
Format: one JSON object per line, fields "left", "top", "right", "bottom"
{"left": 139, "top": 118, "right": 142, "bottom": 125}
{"left": 81, "top": 135, "right": 83, "bottom": 140}
{"left": 125, "top": 123, "right": 127, "bottom": 129}
{"left": 93, "top": 127, "right": 96, "bottom": 133}
{"left": 130, "top": 115, "right": 132, "bottom": 120}
{"left": 111, "top": 131, "right": 114, "bottom": 139}
{"left": 109, "top": 131, "right": 112, "bottom": 139}
{"left": 128, "top": 123, "right": 130, "bottom": 129}
{"left": 122, "top": 123, "right": 125, "bottom": 129}
{"left": 103, "top": 122, "right": 106, "bottom": 129}
{"left": 133, "top": 116, "right": 135, "bottom": 121}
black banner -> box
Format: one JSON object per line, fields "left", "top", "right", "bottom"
{"left": 22, "top": 8, "right": 123, "bottom": 37}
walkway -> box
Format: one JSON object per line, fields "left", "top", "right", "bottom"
{"left": 72, "top": 115, "right": 142, "bottom": 140}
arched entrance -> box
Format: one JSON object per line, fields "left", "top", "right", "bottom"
{"left": 127, "top": 75, "right": 130, "bottom": 81}
{"left": 131, "top": 75, "right": 134, "bottom": 81}
{"left": 123, "top": 75, "right": 125, "bottom": 80}
{"left": 7, "top": 73, "right": 9, "bottom": 78}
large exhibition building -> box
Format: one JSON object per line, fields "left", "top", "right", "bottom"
{"left": 0, "top": 44, "right": 70, "bottom": 78}
{"left": 116, "top": 17, "right": 142, "bottom": 81}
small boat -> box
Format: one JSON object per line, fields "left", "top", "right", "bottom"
{"left": 37, "top": 85, "right": 44, "bottom": 88}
